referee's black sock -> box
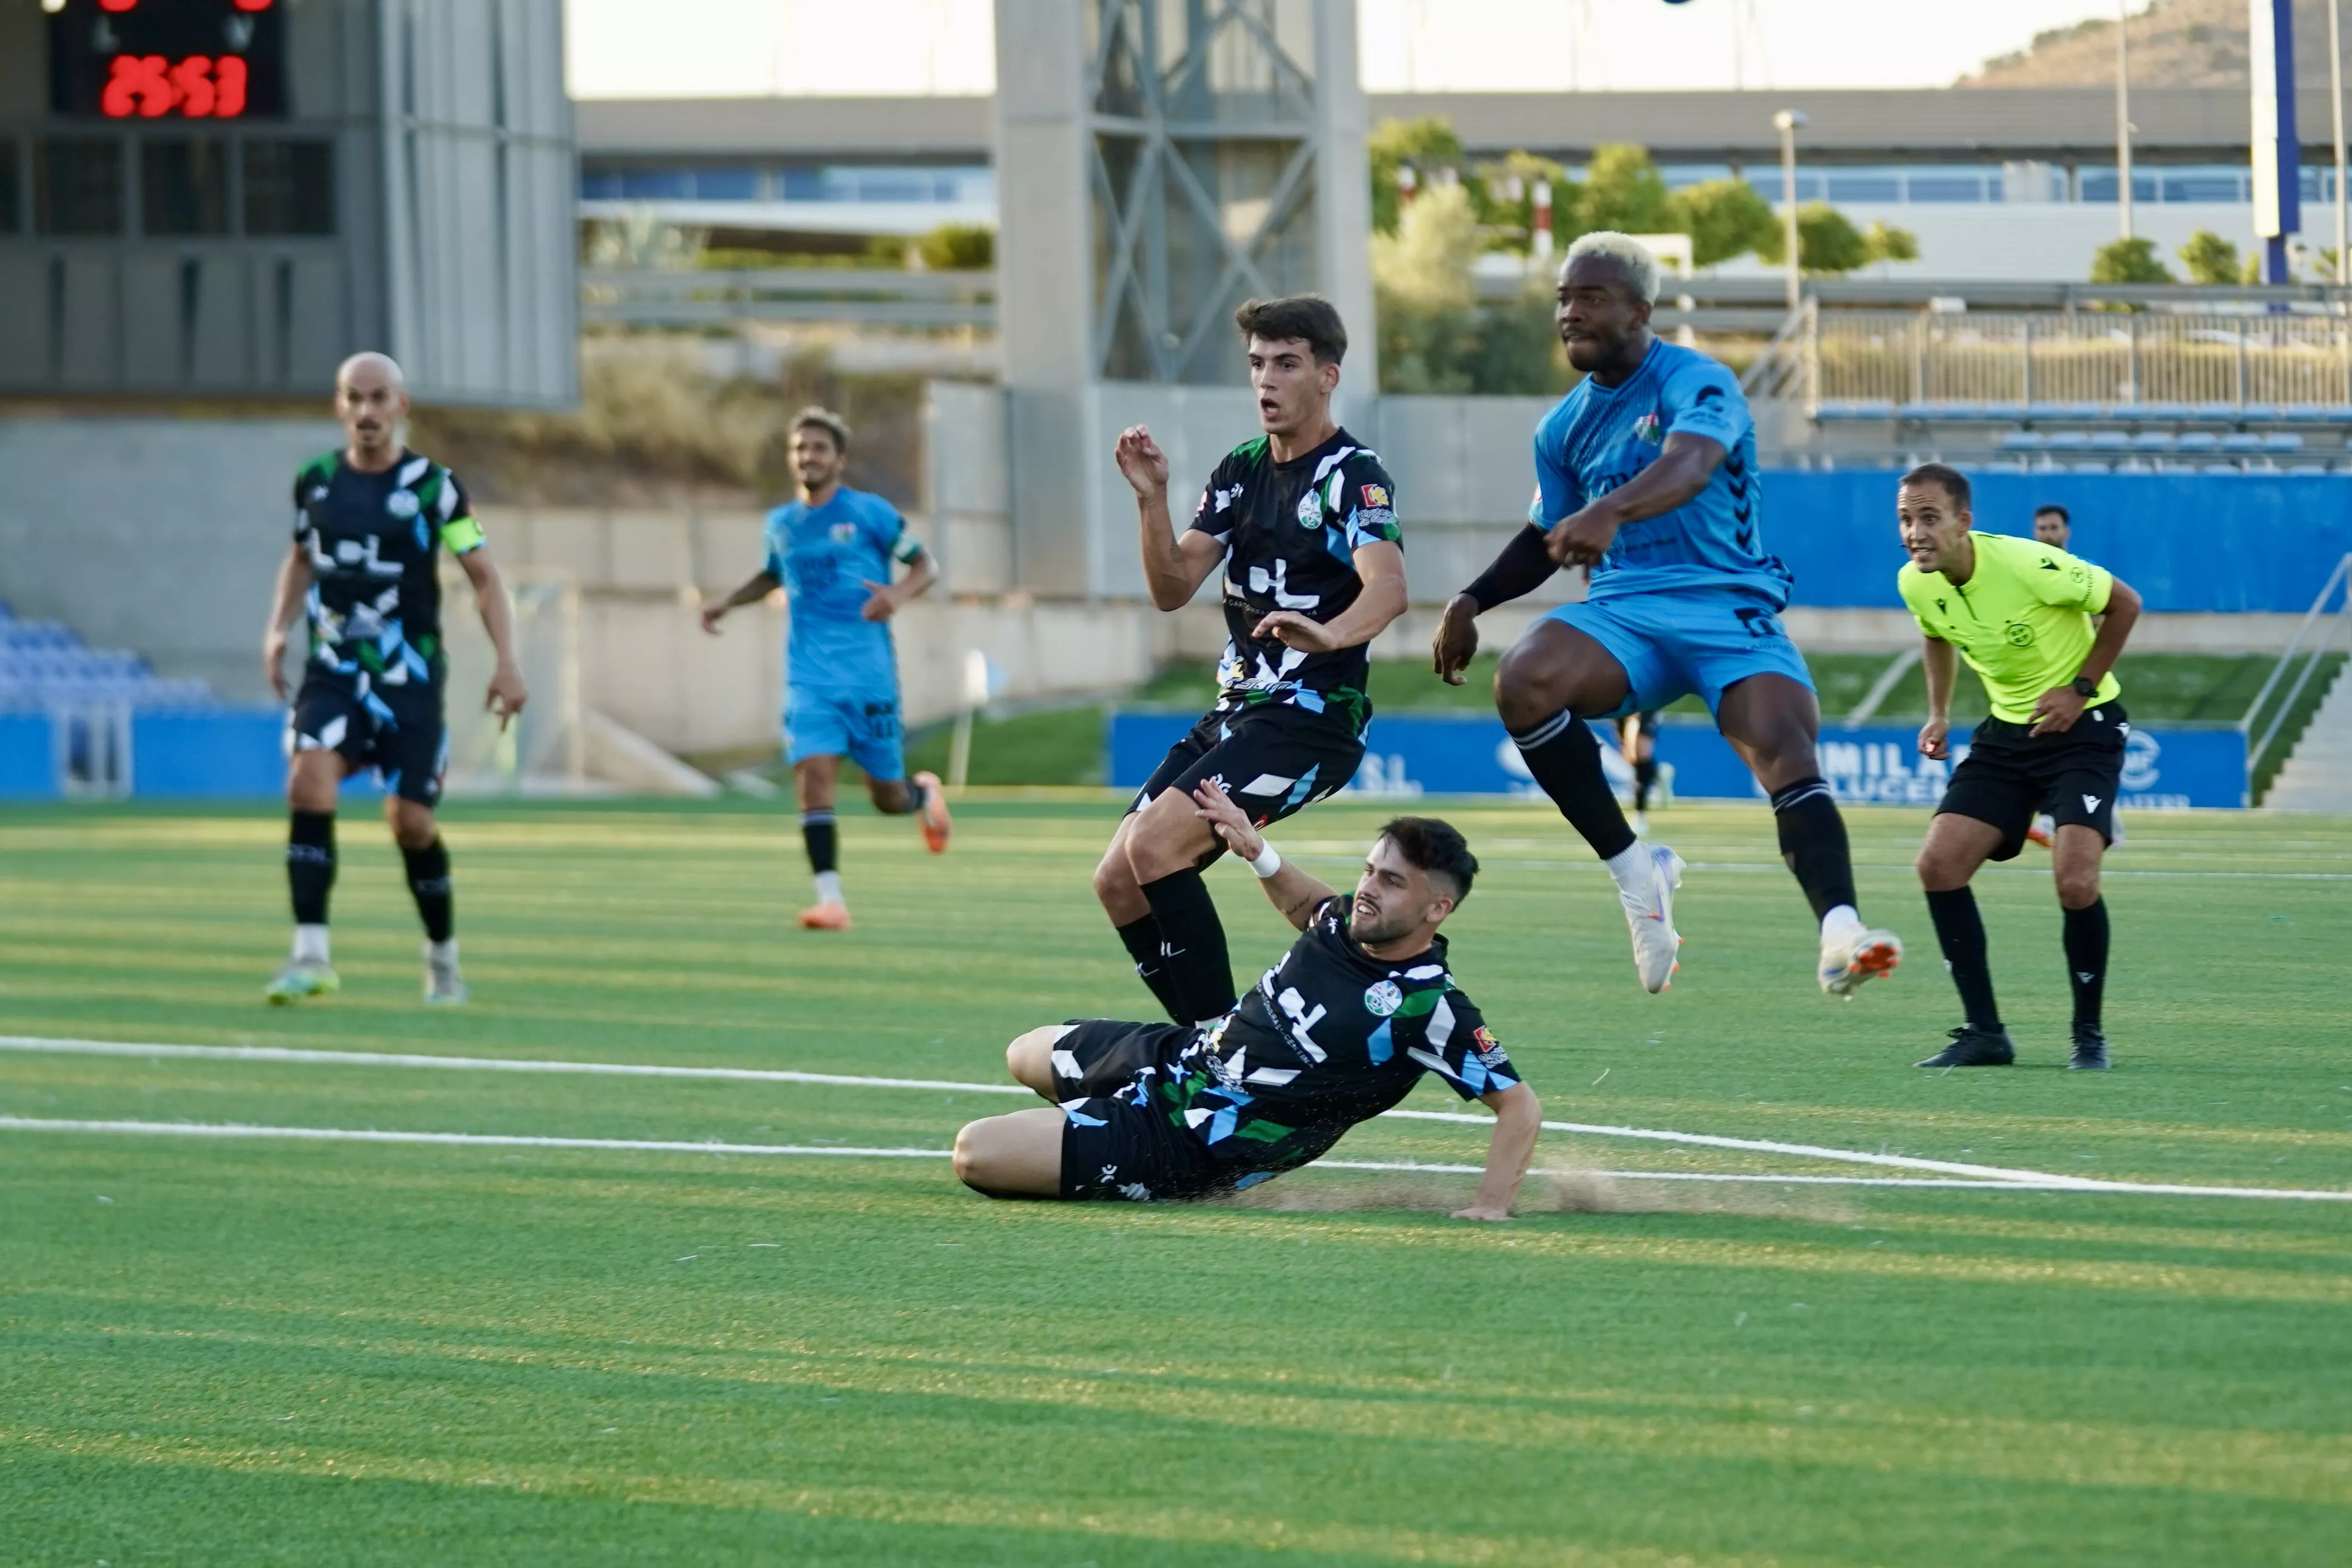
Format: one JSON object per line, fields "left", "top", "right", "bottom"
{"left": 2062, "top": 897, "right": 2109, "bottom": 1034}
{"left": 1771, "top": 776, "right": 1858, "bottom": 923}
{"left": 1508, "top": 709, "right": 1636, "bottom": 861}
{"left": 287, "top": 810, "right": 336, "bottom": 926}
{"left": 1138, "top": 868, "right": 1236, "bottom": 1025}
{"left": 1633, "top": 756, "right": 1657, "bottom": 812}
{"left": 1925, "top": 886, "right": 2002, "bottom": 1031}
{"left": 1114, "top": 915, "right": 1189, "bottom": 1025}
{"left": 402, "top": 837, "right": 454, "bottom": 944}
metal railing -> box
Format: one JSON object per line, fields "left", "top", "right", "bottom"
{"left": 2241, "top": 552, "right": 2352, "bottom": 792}
{"left": 580, "top": 267, "right": 996, "bottom": 330}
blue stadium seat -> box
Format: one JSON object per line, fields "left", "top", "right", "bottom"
{"left": 2277, "top": 405, "right": 2340, "bottom": 423}
{"left": 2023, "top": 402, "right": 2068, "bottom": 422}
{"left": 2218, "top": 432, "right": 2266, "bottom": 452}
{"left": 2044, "top": 431, "right": 2093, "bottom": 452}
{"left": 2087, "top": 430, "right": 2134, "bottom": 452}
{"left": 2176, "top": 431, "right": 2222, "bottom": 452}
{"left": 2261, "top": 432, "right": 2305, "bottom": 452}
{"left": 2189, "top": 403, "right": 2242, "bottom": 424}
{"left": 1998, "top": 430, "right": 2047, "bottom": 451}
{"left": 2068, "top": 461, "right": 2113, "bottom": 473}
{"left": 2130, "top": 431, "right": 2175, "bottom": 452}
{"left": 2237, "top": 403, "right": 2283, "bottom": 423}
{"left": 1894, "top": 400, "right": 1934, "bottom": 421}
{"left": 2137, "top": 401, "right": 2195, "bottom": 422}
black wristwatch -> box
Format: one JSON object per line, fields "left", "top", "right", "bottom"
{"left": 2070, "top": 676, "right": 2100, "bottom": 699}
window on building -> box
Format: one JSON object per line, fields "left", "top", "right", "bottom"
{"left": 1827, "top": 174, "right": 1902, "bottom": 203}
{"left": 143, "top": 139, "right": 232, "bottom": 235}
{"left": 618, "top": 169, "right": 692, "bottom": 200}
{"left": 690, "top": 167, "right": 758, "bottom": 200}
{"left": 244, "top": 140, "right": 335, "bottom": 235}
{"left": 33, "top": 138, "right": 124, "bottom": 235}
{"left": 580, "top": 169, "right": 622, "bottom": 200}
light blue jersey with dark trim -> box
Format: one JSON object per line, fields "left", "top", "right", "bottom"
{"left": 762, "top": 486, "right": 922, "bottom": 693}
{"left": 1530, "top": 339, "right": 1790, "bottom": 607}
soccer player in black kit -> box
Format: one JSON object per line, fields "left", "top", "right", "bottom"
{"left": 1097, "top": 296, "right": 1408, "bottom": 1027}
{"left": 957, "top": 782, "right": 1542, "bottom": 1218}
{"left": 259, "top": 352, "right": 528, "bottom": 1004}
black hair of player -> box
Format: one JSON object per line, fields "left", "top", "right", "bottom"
{"left": 1900, "top": 461, "right": 1971, "bottom": 513}
{"left": 1234, "top": 295, "right": 1348, "bottom": 366}
{"left": 1378, "top": 816, "right": 1478, "bottom": 903}
{"left": 2034, "top": 503, "right": 2070, "bottom": 525}
{"left": 791, "top": 406, "right": 851, "bottom": 453}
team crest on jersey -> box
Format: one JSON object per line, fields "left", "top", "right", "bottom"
{"left": 1632, "top": 413, "right": 1663, "bottom": 445}
{"left": 1296, "top": 491, "right": 1321, "bottom": 528}
{"left": 385, "top": 490, "right": 421, "bottom": 519}
{"left": 829, "top": 522, "right": 858, "bottom": 544}
{"left": 1362, "top": 979, "right": 1403, "bottom": 1017}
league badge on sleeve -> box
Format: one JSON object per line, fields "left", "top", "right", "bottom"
{"left": 1359, "top": 483, "right": 1390, "bottom": 509}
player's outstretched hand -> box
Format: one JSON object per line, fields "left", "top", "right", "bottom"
{"left": 263, "top": 630, "right": 289, "bottom": 702}
{"left": 486, "top": 662, "right": 529, "bottom": 731}
{"left": 1190, "top": 777, "right": 1266, "bottom": 863}
{"left": 1544, "top": 504, "right": 1619, "bottom": 568}
{"left": 1451, "top": 1204, "right": 1512, "bottom": 1223}
{"left": 1432, "top": 593, "right": 1480, "bottom": 685}
{"left": 1113, "top": 425, "right": 1169, "bottom": 497}
{"left": 1251, "top": 610, "right": 1338, "bottom": 653}
{"left": 859, "top": 580, "right": 902, "bottom": 623}
{"left": 1917, "top": 716, "right": 1950, "bottom": 760}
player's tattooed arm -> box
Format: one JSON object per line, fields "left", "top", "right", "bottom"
{"left": 1455, "top": 1081, "right": 1541, "bottom": 1222}
{"left": 262, "top": 540, "right": 315, "bottom": 701}
{"left": 700, "top": 568, "right": 782, "bottom": 633}
{"left": 1190, "top": 778, "right": 1333, "bottom": 930}
{"left": 1545, "top": 431, "right": 1726, "bottom": 567}
{"left": 1116, "top": 424, "right": 1224, "bottom": 611}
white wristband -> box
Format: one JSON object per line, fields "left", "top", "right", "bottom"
{"left": 1248, "top": 843, "right": 1283, "bottom": 878}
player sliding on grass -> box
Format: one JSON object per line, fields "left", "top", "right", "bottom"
{"left": 702, "top": 407, "right": 951, "bottom": 930}
{"left": 1098, "top": 295, "right": 1407, "bottom": 1027}
{"left": 1895, "top": 464, "right": 2142, "bottom": 1070}
{"left": 957, "top": 786, "right": 1541, "bottom": 1216}
{"left": 261, "top": 351, "right": 528, "bottom": 1005}
{"left": 1432, "top": 232, "right": 1900, "bottom": 998}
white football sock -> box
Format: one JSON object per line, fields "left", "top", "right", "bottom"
{"left": 1821, "top": 904, "right": 1864, "bottom": 944}
{"left": 813, "top": 871, "right": 844, "bottom": 906}
{"left": 292, "top": 924, "right": 330, "bottom": 964}
{"left": 1601, "top": 841, "right": 1652, "bottom": 896}
{"left": 427, "top": 938, "right": 458, "bottom": 966}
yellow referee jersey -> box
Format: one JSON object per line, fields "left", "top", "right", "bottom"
{"left": 1896, "top": 531, "right": 2120, "bottom": 723}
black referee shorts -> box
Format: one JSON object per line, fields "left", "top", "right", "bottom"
{"left": 1938, "top": 703, "right": 2129, "bottom": 862}
{"left": 1129, "top": 702, "right": 1364, "bottom": 850}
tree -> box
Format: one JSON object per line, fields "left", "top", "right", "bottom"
{"left": 1369, "top": 117, "right": 1472, "bottom": 235}
{"left": 915, "top": 222, "right": 993, "bottom": 271}
{"left": 1372, "top": 182, "right": 1483, "bottom": 393}
{"left": 1475, "top": 149, "right": 1575, "bottom": 256}
{"left": 1863, "top": 221, "right": 1920, "bottom": 268}
{"left": 1664, "top": 179, "right": 1778, "bottom": 268}
{"left": 2176, "top": 228, "right": 2240, "bottom": 284}
{"left": 2090, "top": 236, "right": 2175, "bottom": 283}
{"left": 1755, "top": 203, "right": 1871, "bottom": 275}
{"left": 1573, "top": 143, "right": 1672, "bottom": 238}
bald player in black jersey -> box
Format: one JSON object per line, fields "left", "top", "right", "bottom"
{"left": 260, "top": 351, "right": 528, "bottom": 1005}
{"left": 1097, "top": 295, "right": 1409, "bottom": 1031}
{"left": 957, "top": 783, "right": 1542, "bottom": 1219}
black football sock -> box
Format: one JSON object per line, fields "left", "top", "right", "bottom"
{"left": 1771, "top": 776, "right": 1858, "bottom": 923}
{"left": 1115, "top": 915, "right": 1189, "bottom": 1025}
{"left": 1633, "top": 757, "right": 1657, "bottom": 811}
{"left": 1509, "top": 709, "right": 1637, "bottom": 861}
{"left": 287, "top": 810, "right": 336, "bottom": 926}
{"left": 402, "top": 838, "right": 454, "bottom": 944}
{"left": 1925, "top": 886, "right": 2001, "bottom": 1031}
{"left": 801, "top": 810, "right": 838, "bottom": 874}
{"left": 1139, "top": 868, "right": 1236, "bottom": 1024}
{"left": 902, "top": 779, "right": 929, "bottom": 817}
{"left": 2062, "top": 897, "right": 2110, "bottom": 1034}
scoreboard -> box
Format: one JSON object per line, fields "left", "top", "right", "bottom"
{"left": 48, "top": 0, "right": 287, "bottom": 121}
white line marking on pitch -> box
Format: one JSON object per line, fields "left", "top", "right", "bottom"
{"left": 0, "top": 1117, "right": 2269, "bottom": 1195}
{"left": 6, "top": 1034, "right": 2347, "bottom": 1203}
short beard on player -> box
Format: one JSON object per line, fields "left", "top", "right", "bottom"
{"left": 1348, "top": 888, "right": 1426, "bottom": 948}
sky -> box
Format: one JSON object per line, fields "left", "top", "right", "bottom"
{"left": 564, "top": 0, "right": 2135, "bottom": 100}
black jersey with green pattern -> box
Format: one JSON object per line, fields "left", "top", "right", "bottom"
{"left": 1121, "top": 896, "right": 1513, "bottom": 1187}
{"left": 1186, "top": 427, "right": 1401, "bottom": 736}
{"left": 293, "top": 449, "right": 483, "bottom": 687}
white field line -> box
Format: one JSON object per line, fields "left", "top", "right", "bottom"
{"left": 5, "top": 1035, "right": 2348, "bottom": 1203}
{"left": 0, "top": 1117, "right": 2281, "bottom": 1195}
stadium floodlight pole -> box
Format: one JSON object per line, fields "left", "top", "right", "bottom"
{"left": 2116, "top": 0, "right": 2134, "bottom": 242}
{"left": 1774, "top": 109, "right": 1806, "bottom": 312}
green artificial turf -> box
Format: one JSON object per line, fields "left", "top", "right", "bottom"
{"left": 3, "top": 798, "right": 2350, "bottom": 1564}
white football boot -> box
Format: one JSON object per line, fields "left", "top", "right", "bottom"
{"left": 1618, "top": 843, "right": 1685, "bottom": 993}
{"left": 1820, "top": 924, "right": 1903, "bottom": 997}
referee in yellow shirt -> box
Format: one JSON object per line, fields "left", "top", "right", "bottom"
{"left": 1894, "top": 464, "right": 2143, "bottom": 1071}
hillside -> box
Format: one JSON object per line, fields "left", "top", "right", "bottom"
{"left": 1963, "top": 0, "right": 2346, "bottom": 88}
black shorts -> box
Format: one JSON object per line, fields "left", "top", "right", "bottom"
{"left": 1129, "top": 703, "right": 1365, "bottom": 849}
{"left": 1938, "top": 703, "right": 2129, "bottom": 862}
{"left": 289, "top": 670, "right": 448, "bottom": 806}
{"left": 1048, "top": 1019, "right": 1226, "bottom": 1202}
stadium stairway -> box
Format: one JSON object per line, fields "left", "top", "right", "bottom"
{"left": 2263, "top": 663, "right": 2352, "bottom": 811}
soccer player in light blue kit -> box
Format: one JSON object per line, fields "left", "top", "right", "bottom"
{"left": 1432, "top": 234, "right": 1901, "bottom": 997}
{"left": 702, "top": 406, "right": 951, "bottom": 929}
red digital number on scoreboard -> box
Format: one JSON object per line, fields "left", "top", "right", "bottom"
{"left": 100, "top": 53, "right": 251, "bottom": 119}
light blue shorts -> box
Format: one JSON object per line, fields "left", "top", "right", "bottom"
{"left": 785, "top": 687, "right": 905, "bottom": 780}
{"left": 1542, "top": 586, "right": 1815, "bottom": 720}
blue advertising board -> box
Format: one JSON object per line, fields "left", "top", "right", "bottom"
{"left": 1108, "top": 711, "right": 2248, "bottom": 810}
